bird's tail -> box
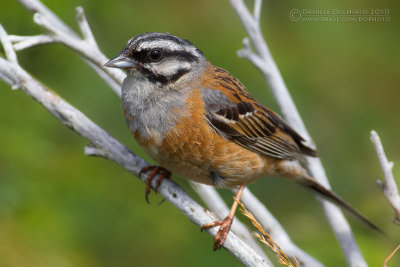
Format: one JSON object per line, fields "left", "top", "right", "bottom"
{"left": 297, "top": 175, "right": 384, "bottom": 235}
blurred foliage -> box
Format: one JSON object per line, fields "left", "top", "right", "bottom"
{"left": 1, "top": 0, "right": 399, "bottom": 266}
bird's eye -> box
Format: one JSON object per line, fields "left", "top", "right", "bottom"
{"left": 149, "top": 49, "right": 162, "bottom": 61}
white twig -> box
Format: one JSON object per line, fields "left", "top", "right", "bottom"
{"left": 0, "top": 25, "right": 18, "bottom": 64}
{"left": 0, "top": 71, "right": 11, "bottom": 84}
{"left": 84, "top": 144, "right": 109, "bottom": 158}
{"left": 9, "top": 32, "right": 121, "bottom": 92}
{"left": 17, "top": 0, "right": 78, "bottom": 38}
{"left": 0, "top": 25, "right": 20, "bottom": 89}
{"left": 371, "top": 130, "right": 400, "bottom": 224}
{"left": 0, "top": 54, "right": 269, "bottom": 267}
{"left": 9, "top": 34, "right": 56, "bottom": 51}
{"left": 16, "top": 0, "right": 125, "bottom": 94}
{"left": 76, "top": 6, "right": 96, "bottom": 45}
{"left": 237, "top": 38, "right": 265, "bottom": 71}
{"left": 230, "top": 0, "right": 368, "bottom": 266}
{"left": 253, "top": 0, "right": 262, "bottom": 23}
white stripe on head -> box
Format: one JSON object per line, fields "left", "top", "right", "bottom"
{"left": 137, "top": 40, "right": 182, "bottom": 52}
{"left": 125, "top": 33, "right": 203, "bottom": 58}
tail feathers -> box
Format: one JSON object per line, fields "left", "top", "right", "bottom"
{"left": 297, "top": 176, "right": 384, "bottom": 235}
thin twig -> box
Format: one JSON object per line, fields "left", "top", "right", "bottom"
{"left": 237, "top": 38, "right": 265, "bottom": 71}
{"left": 76, "top": 6, "right": 96, "bottom": 45}
{"left": 371, "top": 130, "right": 400, "bottom": 224}
{"left": 17, "top": 0, "right": 125, "bottom": 93}
{"left": 0, "top": 25, "right": 18, "bottom": 64}
{"left": 9, "top": 34, "right": 56, "bottom": 51}
{"left": 17, "top": 0, "right": 78, "bottom": 37}
{"left": 253, "top": 0, "right": 262, "bottom": 23}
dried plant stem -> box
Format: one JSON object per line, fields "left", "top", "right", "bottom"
{"left": 239, "top": 202, "right": 299, "bottom": 267}
{"left": 384, "top": 245, "right": 400, "bottom": 267}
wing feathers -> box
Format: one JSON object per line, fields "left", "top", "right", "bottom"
{"left": 201, "top": 68, "right": 317, "bottom": 161}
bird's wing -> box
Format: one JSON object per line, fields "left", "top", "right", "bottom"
{"left": 201, "top": 66, "right": 316, "bottom": 161}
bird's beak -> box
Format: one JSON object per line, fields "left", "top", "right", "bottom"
{"left": 104, "top": 53, "right": 135, "bottom": 69}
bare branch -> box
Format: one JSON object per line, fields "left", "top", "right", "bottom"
{"left": 17, "top": 0, "right": 125, "bottom": 92}
{"left": 0, "top": 25, "right": 18, "bottom": 64}
{"left": 84, "top": 144, "right": 109, "bottom": 158}
{"left": 371, "top": 130, "right": 400, "bottom": 224}
{"left": 9, "top": 34, "right": 56, "bottom": 51}
{"left": 18, "top": 0, "right": 78, "bottom": 38}
{"left": 253, "top": 0, "right": 262, "bottom": 23}
{"left": 230, "top": 0, "right": 368, "bottom": 266}
{"left": 0, "top": 70, "right": 15, "bottom": 87}
{"left": 76, "top": 6, "right": 96, "bottom": 45}
{"left": 237, "top": 38, "right": 266, "bottom": 71}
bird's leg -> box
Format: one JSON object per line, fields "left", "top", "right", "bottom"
{"left": 139, "top": 166, "right": 171, "bottom": 204}
{"left": 201, "top": 185, "right": 245, "bottom": 251}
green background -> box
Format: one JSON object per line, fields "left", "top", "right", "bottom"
{"left": 1, "top": 0, "right": 399, "bottom": 266}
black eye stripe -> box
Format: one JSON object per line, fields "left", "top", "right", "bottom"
{"left": 131, "top": 50, "right": 147, "bottom": 62}
{"left": 165, "top": 50, "right": 198, "bottom": 62}
{"left": 137, "top": 65, "right": 190, "bottom": 85}
{"left": 131, "top": 49, "right": 198, "bottom": 63}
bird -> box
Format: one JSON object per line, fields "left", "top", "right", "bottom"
{"left": 104, "top": 32, "right": 381, "bottom": 250}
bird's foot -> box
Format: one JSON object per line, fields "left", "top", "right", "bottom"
{"left": 139, "top": 166, "right": 171, "bottom": 204}
{"left": 201, "top": 215, "right": 234, "bottom": 251}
